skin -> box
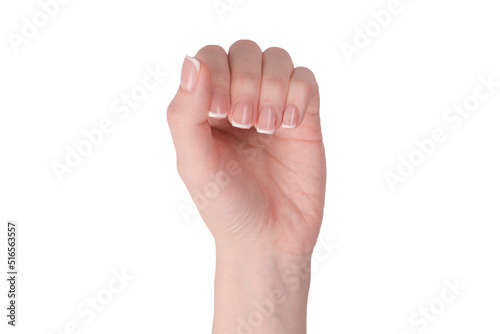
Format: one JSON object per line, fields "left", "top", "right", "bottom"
{"left": 167, "top": 40, "right": 326, "bottom": 333}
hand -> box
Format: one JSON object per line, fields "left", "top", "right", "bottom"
{"left": 167, "top": 40, "right": 326, "bottom": 333}
{"left": 168, "top": 40, "right": 326, "bottom": 257}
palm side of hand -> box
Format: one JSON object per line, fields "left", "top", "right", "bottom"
{"left": 199, "top": 114, "right": 326, "bottom": 255}
{"left": 168, "top": 40, "right": 326, "bottom": 256}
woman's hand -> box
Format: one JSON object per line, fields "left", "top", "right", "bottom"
{"left": 167, "top": 40, "right": 326, "bottom": 333}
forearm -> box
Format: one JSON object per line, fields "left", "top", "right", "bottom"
{"left": 212, "top": 247, "right": 312, "bottom": 334}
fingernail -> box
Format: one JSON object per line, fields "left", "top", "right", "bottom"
{"left": 256, "top": 105, "right": 276, "bottom": 134}
{"left": 232, "top": 99, "right": 253, "bottom": 129}
{"left": 181, "top": 56, "right": 200, "bottom": 92}
{"left": 282, "top": 104, "right": 299, "bottom": 129}
{"left": 209, "top": 90, "right": 228, "bottom": 119}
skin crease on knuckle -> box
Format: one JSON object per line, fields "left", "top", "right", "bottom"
{"left": 233, "top": 72, "right": 260, "bottom": 92}
{"left": 169, "top": 40, "right": 325, "bottom": 333}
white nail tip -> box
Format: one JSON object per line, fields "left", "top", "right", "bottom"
{"left": 255, "top": 126, "right": 274, "bottom": 135}
{"left": 282, "top": 123, "right": 296, "bottom": 129}
{"left": 208, "top": 111, "right": 227, "bottom": 119}
{"left": 185, "top": 56, "right": 200, "bottom": 73}
{"left": 231, "top": 120, "right": 252, "bottom": 129}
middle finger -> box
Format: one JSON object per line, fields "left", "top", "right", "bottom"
{"left": 228, "top": 40, "right": 263, "bottom": 129}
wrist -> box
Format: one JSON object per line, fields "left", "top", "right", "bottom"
{"left": 212, "top": 246, "right": 312, "bottom": 334}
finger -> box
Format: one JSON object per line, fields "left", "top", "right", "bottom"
{"left": 167, "top": 56, "right": 218, "bottom": 184}
{"left": 196, "top": 45, "right": 231, "bottom": 119}
{"left": 282, "top": 67, "right": 319, "bottom": 130}
{"left": 228, "top": 40, "right": 262, "bottom": 129}
{"left": 256, "top": 47, "right": 294, "bottom": 134}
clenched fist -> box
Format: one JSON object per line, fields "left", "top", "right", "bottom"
{"left": 167, "top": 39, "right": 326, "bottom": 333}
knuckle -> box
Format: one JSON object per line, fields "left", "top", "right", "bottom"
{"left": 166, "top": 102, "right": 181, "bottom": 127}
{"left": 294, "top": 67, "right": 318, "bottom": 94}
{"left": 296, "top": 66, "right": 315, "bottom": 79}
{"left": 212, "top": 69, "right": 230, "bottom": 86}
{"left": 197, "top": 44, "right": 226, "bottom": 57}
{"left": 230, "top": 39, "right": 262, "bottom": 53}
{"left": 263, "top": 47, "right": 291, "bottom": 60}
{"left": 262, "top": 76, "right": 288, "bottom": 91}
{"left": 213, "top": 75, "right": 230, "bottom": 87}
{"left": 233, "top": 71, "right": 260, "bottom": 89}
{"left": 295, "top": 78, "right": 314, "bottom": 96}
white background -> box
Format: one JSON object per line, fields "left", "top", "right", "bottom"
{"left": 1, "top": 0, "right": 499, "bottom": 333}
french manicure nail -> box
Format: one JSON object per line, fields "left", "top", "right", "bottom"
{"left": 282, "top": 104, "right": 299, "bottom": 129}
{"left": 209, "top": 90, "right": 228, "bottom": 119}
{"left": 232, "top": 99, "right": 253, "bottom": 129}
{"left": 256, "top": 105, "right": 276, "bottom": 134}
{"left": 181, "top": 56, "right": 200, "bottom": 92}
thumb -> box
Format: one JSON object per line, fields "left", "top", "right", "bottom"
{"left": 167, "top": 56, "right": 218, "bottom": 184}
